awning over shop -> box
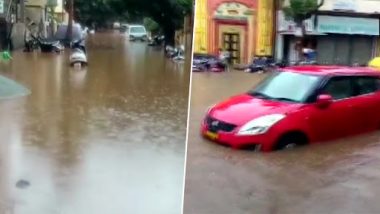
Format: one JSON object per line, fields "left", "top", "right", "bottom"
{"left": 317, "top": 15, "right": 380, "bottom": 36}
{"left": 279, "top": 31, "right": 327, "bottom": 36}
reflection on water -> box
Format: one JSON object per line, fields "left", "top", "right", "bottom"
{"left": 184, "top": 71, "right": 380, "bottom": 214}
{"left": 0, "top": 32, "right": 189, "bottom": 214}
{"left": 0, "top": 75, "right": 30, "bottom": 99}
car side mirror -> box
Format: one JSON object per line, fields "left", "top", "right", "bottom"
{"left": 316, "top": 94, "right": 333, "bottom": 108}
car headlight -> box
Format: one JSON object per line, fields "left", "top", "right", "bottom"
{"left": 237, "top": 114, "right": 286, "bottom": 136}
{"left": 206, "top": 104, "right": 216, "bottom": 114}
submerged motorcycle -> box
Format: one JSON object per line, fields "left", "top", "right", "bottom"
{"left": 165, "top": 45, "right": 186, "bottom": 62}
{"left": 148, "top": 35, "right": 164, "bottom": 46}
{"left": 165, "top": 46, "right": 177, "bottom": 58}
{"left": 69, "top": 39, "right": 87, "bottom": 67}
{"left": 244, "top": 57, "right": 277, "bottom": 73}
{"left": 40, "top": 38, "right": 64, "bottom": 53}
{"left": 192, "top": 53, "right": 226, "bottom": 72}
{"left": 25, "top": 34, "right": 64, "bottom": 53}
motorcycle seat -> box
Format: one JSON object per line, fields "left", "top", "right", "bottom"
{"left": 39, "top": 38, "right": 60, "bottom": 45}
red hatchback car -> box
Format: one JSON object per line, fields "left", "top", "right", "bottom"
{"left": 201, "top": 66, "right": 380, "bottom": 152}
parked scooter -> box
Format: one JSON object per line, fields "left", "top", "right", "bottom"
{"left": 192, "top": 53, "right": 226, "bottom": 72}
{"left": 244, "top": 57, "right": 277, "bottom": 73}
{"left": 69, "top": 39, "right": 88, "bottom": 67}
{"left": 165, "top": 45, "right": 178, "bottom": 58}
{"left": 148, "top": 35, "right": 165, "bottom": 46}
{"left": 24, "top": 36, "right": 39, "bottom": 52}
{"left": 192, "top": 54, "right": 211, "bottom": 72}
{"left": 171, "top": 45, "right": 186, "bottom": 63}
{"left": 38, "top": 37, "right": 64, "bottom": 53}
{"left": 24, "top": 34, "right": 63, "bottom": 53}
{"left": 165, "top": 45, "right": 186, "bottom": 62}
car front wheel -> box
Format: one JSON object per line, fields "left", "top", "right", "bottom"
{"left": 274, "top": 132, "right": 308, "bottom": 151}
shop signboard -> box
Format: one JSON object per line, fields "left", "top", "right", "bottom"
{"left": 333, "top": 0, "right": 357, "bottom": 11}
{"left": 317, "top": 15, "right": 379, "bottom": 35}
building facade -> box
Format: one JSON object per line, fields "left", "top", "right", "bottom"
{"left": 276, "top": 0, "right": 380, "bottom": 65}
{"left": 54, "top": 0, "right": 68, "bottom": 24}
{"left": 25, "top": 0, "right": 48, "bottom": 36}
{"left": 194, "top": 0, "right": 275, "bottom": 64}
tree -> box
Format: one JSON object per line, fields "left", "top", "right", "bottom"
{"left": 282, "top": 0, "right": 324, "bottom": 61}
{"left": 143, "top": 18, "right": 160, "bottom": 34}
{"left": 178, "top": 0, "right": 193, "bottom": 15}
{"left": 67, "top": 0, "right": 193, "bottom": 44}
{"left": 109, "top": 0, "right": 193, "bottom": 45}
{"left": 74, "top": 0, "right": 119, "bottom": 28}
{"left": 65, "top": 0, "right": 119, "bottom": 29}
{"left": 65, "top": 0, "right": 74, "bottom": 42}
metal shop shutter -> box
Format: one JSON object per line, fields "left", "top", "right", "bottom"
{"left": 350, "top": 36, "right": 373, "bottom": 65}
{"left": 334, "top": 35, "right": 350, "bottom": 65}
{"left": 317, "top": 36, "right": 335, "bottom": 65}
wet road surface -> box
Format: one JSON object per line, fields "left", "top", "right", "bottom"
{"left": 184, "top": 71, "right": 380, "bottom": 214}
{"left": 0, "top": 32, "right": 189, "bottom": 214}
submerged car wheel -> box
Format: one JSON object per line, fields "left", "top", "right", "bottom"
{"left": 274, "top": 132, "right": 308, "bottom": 151}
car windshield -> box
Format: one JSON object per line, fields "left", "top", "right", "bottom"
{"left": 130, "top": 26, "right": 146, "bottom": 33}
{"left": 248, "top": 71, "right": 322, "bottom": 103}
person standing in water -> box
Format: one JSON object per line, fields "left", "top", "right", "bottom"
{"left": 218, "top": 48, "right": 231, "bottom": 71}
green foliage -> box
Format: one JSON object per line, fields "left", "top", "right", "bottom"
{"left": 68, "top": 0, "right": 193, "bottom": 44}
{"left": 177, "top": 0, "right": 193, "bottom": 15}
{"left": 65, "top": 0, "right": 118, "bottom": 27}
{"left": 143, "top": 18, "right": 160, "bottom": 33}
{"left": 110, "top": 0, "right": 193, "bottom": 44}
{"left": 282, "top": 0, "right": 324, "bottom": 24}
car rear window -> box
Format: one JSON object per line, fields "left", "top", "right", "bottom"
{"left": 324, "top": 77, "right": 354, "bottom": 100}
{"left": 354, "top": 76, "right": 380, "bottom": 95}
{"left": 130, "top": 27, "right": 146, "bottom": 34}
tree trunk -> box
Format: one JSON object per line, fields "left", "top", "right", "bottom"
{"left": 163, "top": 24, "right": 175, "bottom": 47}
{"left": 20, "top": 0, "right": 25, "bottom": 22}
{"left": 295, "top": 22, "right": 306, "bottom": 63}
{"left": 66, "top": 0, "right": 74, "bottom": 44}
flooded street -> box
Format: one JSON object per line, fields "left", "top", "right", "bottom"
{"left": 0, "top": 32, "right": 189, "bottom": 214}
{"left": 184, "top": 71, "right": 380, "bottom": 214}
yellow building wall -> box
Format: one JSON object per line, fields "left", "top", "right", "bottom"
{"left": 255, "top": 0, "right": 274, "bottom": 56}
{"left": 54, "top": 0, "right": 64, "bottom": 13}
{"left": 25, "top": 0, "right": 47, "bottom": 7}
{"left": 194, "top": 0, "right": 208, "bottom": 53}
{"left": 53, "top": 0, "right": 68, "bottom": 23}
{"left": 246, "top": 10, "right": 255, "bottom": 63}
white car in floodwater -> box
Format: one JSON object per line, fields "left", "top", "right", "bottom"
{"left": 113, "top": 22, "right": 121, "bottom": 29}
{"left": 127, "top": 25, "right": 148, "bottom": 41}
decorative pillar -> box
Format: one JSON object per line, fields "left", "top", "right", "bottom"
{"left": 256, "top": 0, "right": 274, "bottom": 56}
{"left": 246, "top": 9, "right": 255, "bottom": 63}
{"left": 194, "top": 0, "right": 208, "bottom": 53}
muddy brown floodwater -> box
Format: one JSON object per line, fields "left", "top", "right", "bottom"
{"left": 0, "top": 32, "right": 189, "bottom": 214}
{"left": 184, "top": 71, "right": 380, "bottom": 214}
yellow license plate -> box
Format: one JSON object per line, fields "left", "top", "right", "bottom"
{"left": 205, "top": 131, "right": 218, "bottom": 140}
